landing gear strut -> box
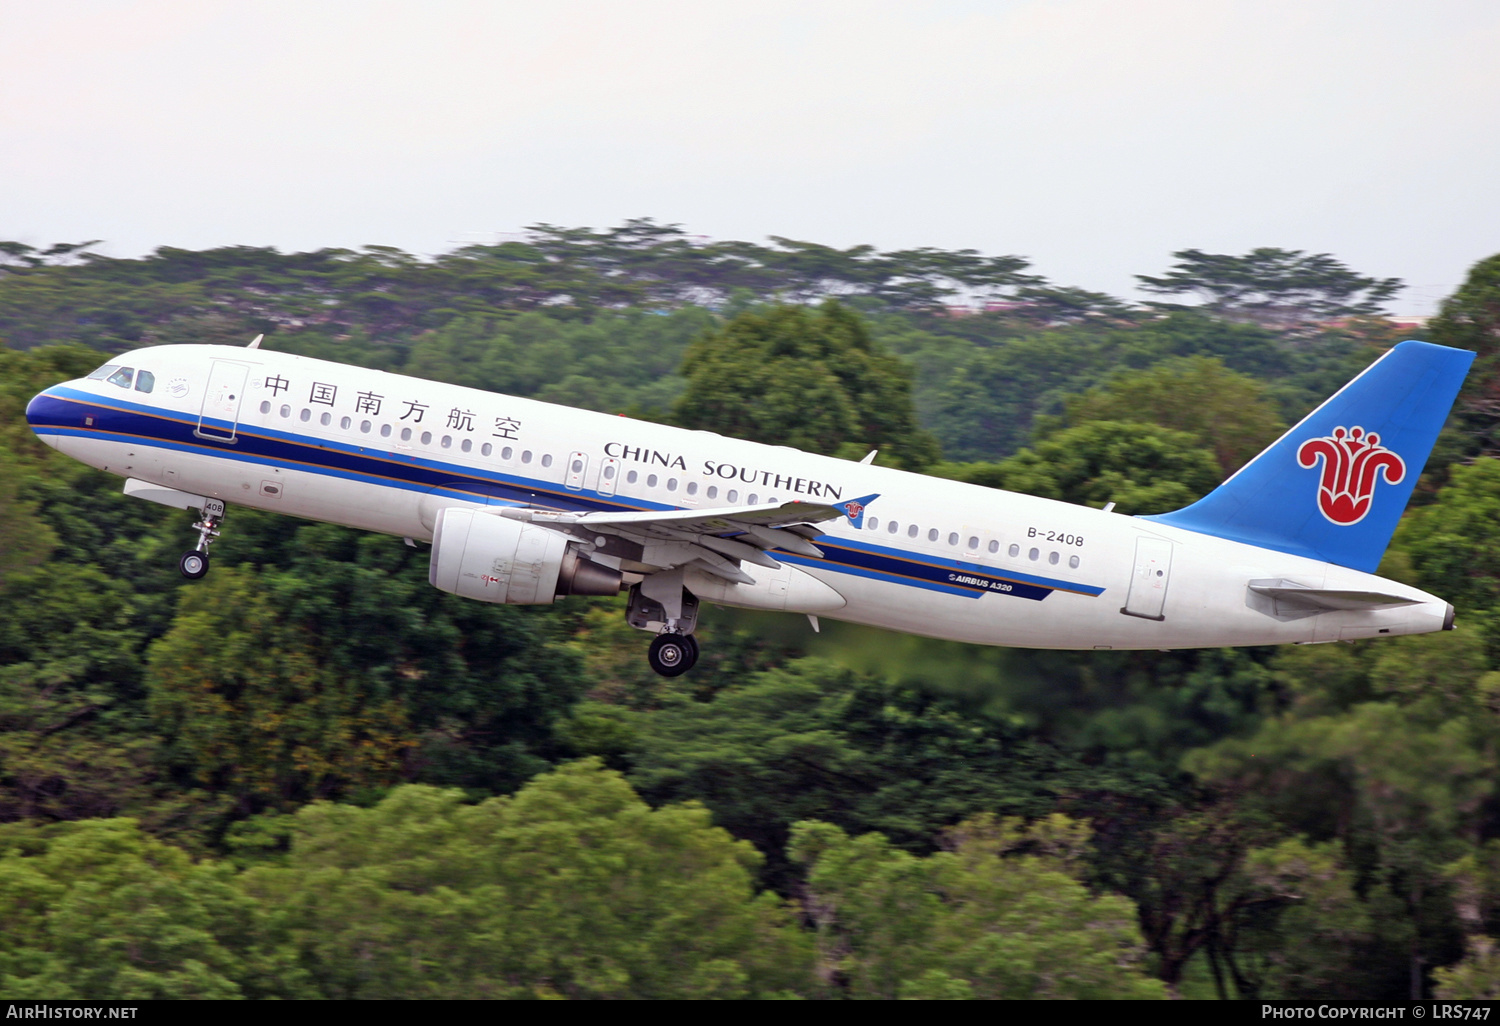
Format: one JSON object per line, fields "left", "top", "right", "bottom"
{"left": 627, "top": 578, "right": 702, "bottom": 677}
{"left": 179, "top": 499, "right": 225, "bottom": 580}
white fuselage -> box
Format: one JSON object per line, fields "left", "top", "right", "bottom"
{"left": 29, "top": 344, "right": 1452, "bottom": 649}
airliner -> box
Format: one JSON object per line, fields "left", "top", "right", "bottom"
{"left": 24, "top": 336, "right": 1473, "bottom": 676}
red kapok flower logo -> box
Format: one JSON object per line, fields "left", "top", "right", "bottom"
{"left": 1296, "top": 426, "right": 1406, "bottom": 526}
{"left": 843, "top": 501, "right": 865, "bottom": 522}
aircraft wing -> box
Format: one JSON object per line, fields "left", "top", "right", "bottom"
{"left": 497, "top": 494, "right": 878, "bottom": 584}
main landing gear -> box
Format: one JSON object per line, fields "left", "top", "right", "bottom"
{"left": 627, "top": 577, "right": 701, "bottom": 677}
{"left": 648, "top": 631, "right": 700, "bottom": 677}
{"left": 179, "top": 499, "right": 225, "bottom": 580}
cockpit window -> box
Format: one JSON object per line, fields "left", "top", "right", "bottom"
{"left": 86, "top": 364, "right": 120, "bottom": 381}
{"left": 105, "top": 367, "right": 135, "bottom": 389}
{"left": 134, "top": 370, "right": 155, "bottom": 393}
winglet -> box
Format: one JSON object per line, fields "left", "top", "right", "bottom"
{"left": 832, "top": 493, "right": 879, "bottom": 529}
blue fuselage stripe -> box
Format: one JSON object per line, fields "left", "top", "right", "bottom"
{"left": 31, "top": 389, "right": 1104, "bottom": 602}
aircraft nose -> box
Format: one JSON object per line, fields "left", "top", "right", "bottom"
{"left": 26, "top": 385, "right": 64, "bottom": 450}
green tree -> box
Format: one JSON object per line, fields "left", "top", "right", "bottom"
{"left": 1434, "top": 937, "right": 1500, "bottom": 999}
{"left": 0, "top": 565, "right": 160, "bottom": 825}
{"left": 0, "top": 818, "right": 301, "bottom": 998}
{"left": 145, "top": 566, "right": 415, "bottom": 810}
{"left": 1057, "top": 356, "right": 1286, "bottom": 474}
{"left": 1391, "top": 458, "right": 1500, "bottom": 658}
{"left": 1137, "top": 248, "right": 1402, "bottom": 330}
{"left": 588, "top": 658, "right": 1142, "bottom": 886}
{"left": 673, "top": 302, "right": 939, "bottom": 467}
{"left": 1226, "top": 838, "right": 1379, "bottom": 999}
{"left": 790, "top": 814, "right": 1164, "bottom": 999}
{"left": 243, "top": 762, "right": 815, "bottom": 998}
{"left": 1184, "top": 632, "right": 1497, "bottom": 998}
{"left": 1429, "top": 254, "right": 1500, "bottom": 455}
{"left": 937, "top": 420, "right": 1222, "bottom": 515}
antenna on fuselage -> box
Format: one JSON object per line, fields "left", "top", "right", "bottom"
{"left": 859, "top": 450, "right": 878, "bottom": 465}
{"left": 247, "top": 334, "right": 263, "bottom": 349}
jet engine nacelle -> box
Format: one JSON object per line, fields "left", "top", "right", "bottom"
{"left": 429, "top": 506, "right": 622, "bottom": 604}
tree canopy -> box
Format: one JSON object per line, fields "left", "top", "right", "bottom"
{"left": 0, "top": 230, "right": 1493, "bottom": 1000}
{"left": 1137, "top": 247, "right": 1403, "bottom": 330}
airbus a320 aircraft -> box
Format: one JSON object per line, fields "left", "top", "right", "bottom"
{"left": 25, "top": 337, "right": 1473, "bottom": 676}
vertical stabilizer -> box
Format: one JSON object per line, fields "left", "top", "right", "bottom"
{"left": 1141, "top": 340, "right": 1474, "bottom": 573}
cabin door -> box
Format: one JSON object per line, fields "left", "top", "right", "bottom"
{"left": 197, "top": 361, "right": 249, "bottom": 442}
{"left": 1121, "top": 537, "right": 1173, "bottom": 621}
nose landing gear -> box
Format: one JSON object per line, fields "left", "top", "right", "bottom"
{"left": 179, "top": 498, "right": 225, "bottom": 580}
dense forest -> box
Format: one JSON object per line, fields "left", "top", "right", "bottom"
{"left": 1, "top": 223, "right": 1499, "bottom": 999}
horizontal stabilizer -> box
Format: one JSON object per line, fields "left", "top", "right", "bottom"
{"left": 1248, "top": 579, "right": 1421, "bottom": 611}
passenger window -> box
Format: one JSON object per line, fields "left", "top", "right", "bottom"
{"left": 461, "top": 438, "right": 472, "bottom": 453}
{"left": 280, "top": 405, "right": 291, "bottom": 418}
{"left": 603, "top": 465, "right": 616, "bottom": 480}
{"left": 521, "top": 450, "right": 533, "bottom": 464}
{"left": 706, "top": 485, "right": 717, "bottom": 499}
{"left": 908, "top": 524, "right": 918, "bottom": 538}
{"left": 947, "top": 533, "right": 959, "bottom": 546}
{"left": 928, "top": 528, "right": 938, "bottom": 542}
{"left": 666, "top": 478, "right": 677, "bottom": 492}
{"left": 727, "top": 489, "right": 738, "bottom": 503}
{"left": 340, "top": 416, "right": 352, "bottom": 430}
{"left": 1069, "top": 555, "right": 1080, "bottom": 569}
{"left": 441, "top": 435, "right": 452, "bottom": 449}
{"left": 300, "top": 409, "right": 311, "bottom": 422}
{"left": 259, "top": 401, "right": 271, "bottom": 414}
{"left": 887, "top": 521, "right": 899, "bottom": 534}
{"left": 360, "top": 420, "right": 372, "bottom": 433}
{"left": 421, "top": 431, "right": 433, "bottom": 445}
{"left": 106, "top": 367, "right": 134, "bottom": 389}
{"left": 748, "top": 494, "right": 758, "bottom": 504}
{"left": 541, "top": 454, "right": 553, "bottom": 468}
{"left": 967, "top": 536, "right": 979, "bottom": 549}
{"left": 320, "top": 412, "right": 332, "bottom": 426}
{"left": 647, "top": 474, "right": 658, "bottom": 488}
{"left": 988, "top": 540, "right": 1000, "bottom": 554}
{"left": 868, "top": 517, "right": 879, "bottom": 531}
{"left": 481, "top": 442, "right": 492, "bottom": 456}
{"left": 1028, "top": 548, "right": 1040, "bottom": 561}
{"left": 627, "top": 470, "right": 639, "bottom": 484}
{"left": 1049, "top": 551, "right": 1060, "bottom": 565}
{"left": 501, "top": 446, "right": 513, "bottom": 460}
{"left": 400, "top": 427, "right": 412, "bottom": 441}
{"left": 1009, "top": 544, "right": 1020, "bottom": 557}
{"left": 686, "top": 481, "right": 698, "bottom": 495}
{"left": 571, "top": 459, "right": 583, "bottom": 474}
{"left": 134, "top": 370, "right": 154, "bottom": 393}
{"left": 381, "top": 424, "right": 392, "bottom": 438}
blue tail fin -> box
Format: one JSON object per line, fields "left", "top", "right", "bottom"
{"left": 1141, "top": 340, "right": 1474, "bottom": 573}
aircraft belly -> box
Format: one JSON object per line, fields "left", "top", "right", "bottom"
{"left": 79, "top": 435, "right": 428, "bottom": 540}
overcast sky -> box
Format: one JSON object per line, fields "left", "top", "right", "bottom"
{"left": 3, "top": 0, "right": 1497, "bottom": 313}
